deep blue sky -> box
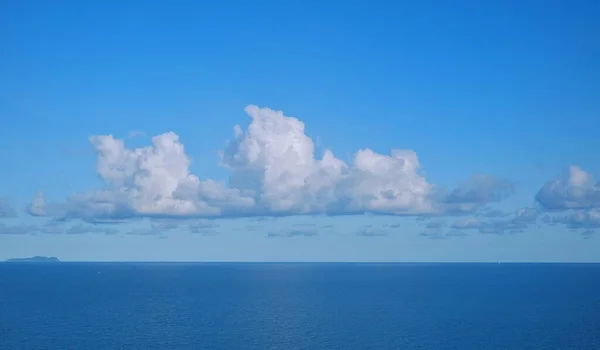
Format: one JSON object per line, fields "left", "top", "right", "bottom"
{"left": 1, "top": 0, "right": 599, "bottom": 261}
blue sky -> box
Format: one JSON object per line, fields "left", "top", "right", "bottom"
{"left": 1, "top": 0, "right": 599, "bottom": 262}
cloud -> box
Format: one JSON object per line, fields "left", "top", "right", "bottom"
{"left": 244, "top": 224, "right": 260, "bottom": 232}
{"left": 419, "top": 219, "right": 449, "bottom": 239}
{"left": 0, "top": 198, "right": 17, "bottom": 218}
{"left": 188, "top": 220, "right": 219, "bottom": 235}
{"left": 0, "top": 221, "right": 69, "bottom": 235}
{"left": 26, "top": 192, "right": 52, "bottom": 217}
{"left": 419, "top": 228, "right": 445, "bottom": 239}
{"left": 544, "top": 209, "right": 600, "bottom": 230}
{"left": 66, "top": 224, "right": 119, "bottom": 235}
{"left": 440, "top": 175, "right": 515, "bottom": 214}
{"left": 425, "top": 219, "right": 447, "bottom": 229}
{"left": 124, "top": 219, "right": 182, "bottom": 236}
{"left": 420, "top": 209, "right": 534, "bottom": 239}
{"left": 40, "top": 220, "right": 65, "bottom": 234}
{"left": 267, "top": 225, "right": 319, "bottom": 238}
{"left": 357, "top": 225, "right": 388, "bottom": 237}
{"left": 449, "top": 207, "right": 538, "bottom": 235}
{"left": 126, "top": 228, "right": 164, "bottom": 236}
{"left": 534, "top": 166, "right": 600, "bottom": 236}
{"left": 582, "top": 229, "right": 595, "bottom": 238}
{"left": 27, "top": 105, "right": 514, "bottom": 222}
{"left": 0, "top": 223, "right": 37, "bottom": 235}
{"left": 477, "top": 208, "right": 512, "bottom": 218}
{"left": 0, "top": 221, "right": 118, "bottom": 236}
{"left": 536, "top": 166, "right": 600, "bottom": 210}
{"left": 128, "top": 130, "right": 146, "bottom": 138}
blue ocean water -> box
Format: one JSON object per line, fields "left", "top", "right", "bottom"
{"left": 1, "top": 263, "right": 599, "bottom": 349}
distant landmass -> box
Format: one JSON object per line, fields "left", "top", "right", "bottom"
{"left": 5, "top": 256, "right": 60, "bottom": 263}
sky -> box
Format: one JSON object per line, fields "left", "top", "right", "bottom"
{"left": 0, "top": 0, "right": 599, "bottom": 262}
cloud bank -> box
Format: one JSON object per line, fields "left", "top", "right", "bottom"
{"left": 28, "top": 105, "right": 513, "bottom": 223}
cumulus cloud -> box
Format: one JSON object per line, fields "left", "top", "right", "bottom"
{"left": 27, "top": 105, "right": 514, "bottom": 222}
{"left": 536, "top": 166, "right": 600, "bottom": 210}
{"left": 534, "top": 166, "right": 600, "bottom": 236}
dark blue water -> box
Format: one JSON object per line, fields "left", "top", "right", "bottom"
{"left": 1, "top": 263, "right": 599, "bottom": 349}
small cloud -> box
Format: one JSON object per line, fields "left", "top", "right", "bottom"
{"left": 66, "top": 224, "right": 118, "bottom": 235}
{"left": 267, "top": 226, "right": 319, "bottom": 238}
{"left": 189, "top": 220, "right": 219, "bottom": 234}
{"left": 419, "top": 228, "right": 445, "bottom": 239}
{"left": 0, "top": 223, "right": 38, "bottom": 235}
{"left": 126, "top": 229, "right": 162, "bottom": 236}
{"left": 249, "top": 217, "right": 277, "bottom": 222}
{"left": 128, "top": 130, "right": 146, "bottom": 138}
{"left": 26, "top": 192, "right": 48, "bottom": 217}
{"left": 125, "top": 219, "right": 183, "bottom": 236}
{"left": 582, "top": 229, "right": 595, "bottom": 239}
{"left": 450, "top": 217, "right": 483, "bottom": 230}
{"left": 420, "top": 227, "right": 469, "bottom": 240}
{"left": 425, "top": 219, "right": 447, "bottom": 229}
{"left": 448, "top": 207, "right": 537, "bottom": 235}
{"left": 478, "top": 208, "right": 512, "bottom": 218}
{"left": 357, "top": 225, "right": 388, "bottom": 237}
{"left": 151, "top": 219, "right": 180, "bottom": 231}
{"left": 245, "top": 224, "right": 260, "bottom": 232}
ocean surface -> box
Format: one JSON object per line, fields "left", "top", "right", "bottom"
{"left": 1, "top": 263, "right": 599, "bottom": 349}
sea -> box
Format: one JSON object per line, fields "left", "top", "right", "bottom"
{"left": 1, "top": 262, "right": 599, "bottom": 349}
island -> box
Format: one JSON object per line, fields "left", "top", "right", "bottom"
{"left": 4, "top": 256, "right": 60, "bottom": 263}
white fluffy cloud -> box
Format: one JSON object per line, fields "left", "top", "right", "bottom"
{"left": 29, "top": 105, "right": 512, "bottom": 222}
{"left": 220, "top": 106, "right": 435, "bottom": 215}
